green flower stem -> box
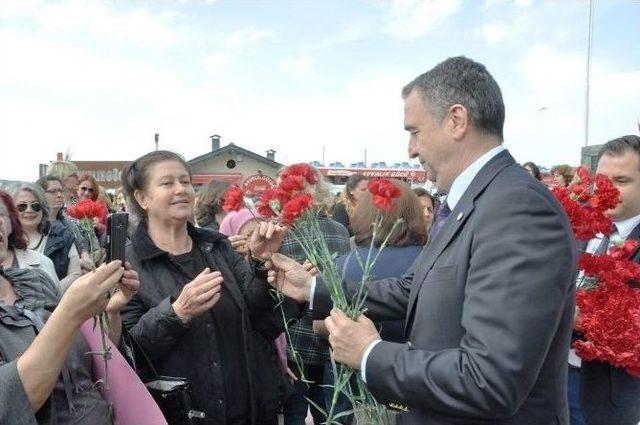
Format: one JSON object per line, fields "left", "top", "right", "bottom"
{"left": 274, "top": 210, "right": 401, "bottom": 424}
{"left": 79, "top": 217, "right": 112, "bottom": 423}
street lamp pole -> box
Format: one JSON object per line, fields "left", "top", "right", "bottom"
{"left": 584, "top": 0, "right": 594, "bottom": 147}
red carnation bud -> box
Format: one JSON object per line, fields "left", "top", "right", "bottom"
{"left": 222, "top": 186, "right": 245, "bottom": 212}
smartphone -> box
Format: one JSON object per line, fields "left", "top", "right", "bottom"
{"left": 106, "top": 212, "right": 128, "bottom": 263}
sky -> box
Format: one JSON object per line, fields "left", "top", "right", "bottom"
{"left": 1, "top": 0, "right": 639, "bottom": 181}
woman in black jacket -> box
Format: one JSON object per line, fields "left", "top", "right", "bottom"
{"left": 120, "top": 150, "right": 298, "bottom": 425}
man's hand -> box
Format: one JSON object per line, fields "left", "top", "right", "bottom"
{"left": 266, "top": 253, "right": 312, "bottom": 303}
{"left": 302, "top": 259, "right": 318, "bottom": 276}
{"left": 325, "top": 308, "right": 380, "bottom": 369}
{"left": 249, "top": 221, "right": 287, "bottom": 260}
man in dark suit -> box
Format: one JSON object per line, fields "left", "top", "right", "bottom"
{"left": 577, "top": 135, "right": 640, "bottom": 425}
{"left": 264, "top": 56, "right": 576, "bottom": 424}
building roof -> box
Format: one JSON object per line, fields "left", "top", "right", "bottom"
{"left": 188, "top": 143, "right": 282, "bottom": 169}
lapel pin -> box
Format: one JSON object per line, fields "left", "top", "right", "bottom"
{"left": 457, "top": 212, "right": 463, "bottom": 221}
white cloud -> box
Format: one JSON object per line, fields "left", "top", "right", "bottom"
{"left": 483, "top": 0, "right": 531, "bottom": 10}
{"left": 221, "top": 28, "right": 276, "bottom": 50}
{"left": 383, "top": 0, "right": 462, "bottom": 39}
{"left": 0, "top": 0, "right": 182, "bottom": 47}
{"left": 504, "top": 44, "right": 640, "bottom": 167}
{"left": 280, "top": 55, "right": 316, "bottom": 77}
{"left": 477, "top": 22, "right": 511, "bottom": 45}
{"left": 516, "top": 45, "right": 584, "bottom": 105}
{"left": 202, "top": 52, "right": 233, "bottom": 75}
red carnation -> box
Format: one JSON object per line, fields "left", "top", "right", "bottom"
{"left": 281, "top": 163, "right": 317, "bottom": 185}
{"left": 576, "top": 166, "right": 594, "bottom": 186}
{"left": 280, "top": 193, "right": 314, "bottom": 226}
{"left": 368, "top": 179, "right": 401, "bottom": 211}
{"left": 574, "top": 283, "right": 640, "bottom": 377}
{"left": 222, "top": 186, "right": 245, "bottom": 212}
{"left": 258, "top": 188, "right": 278, "bottom": 218}
{"left": 280, "top": 175, "right": 306, "bottom": 193}
{"left": 67, "top": 199, "right": 107, "bottom": 221}
{"left": 553, "top": 170, "right": 619, "bottom": 241}
{"left": 592, "top": 174, "right": 619, "bottom": 212}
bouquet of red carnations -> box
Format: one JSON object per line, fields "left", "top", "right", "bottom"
{"left": 553, "top": 166, "right": 640, "bottom": 376}
{"left": 224, "top": 165, "right": 402, "bottom": 424}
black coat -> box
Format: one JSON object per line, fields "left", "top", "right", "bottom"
{"left": 122, "top": 222, "right": 300, "bottom": 425}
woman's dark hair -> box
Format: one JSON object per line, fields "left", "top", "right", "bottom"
{"left": 121, "top": 150, "right": 192, "bottom": 218}
{"left": 351, "top": 179, "right": 427, "bottom": 247}
{"left": 78, "top": 174, "right": 100, "bottom": 201}
{"left": 0, "top": 189, "right": 28, "bottom": 250}
{"left": 195, "top": 180, "right": 231, "bottom": 228}
{"left": 522, "top": 162, "right": 541, "bottom": 180}
{"left": 36, "top": 175, "right": 66, "bottom": 220}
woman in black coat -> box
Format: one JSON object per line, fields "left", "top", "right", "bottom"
{"left": 121, "top": 150, "right": 299, "bottom": 425}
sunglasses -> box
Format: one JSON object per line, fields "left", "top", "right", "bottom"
{"left": 16, "top": 202, "right": 43, "bottom": 213}
{"left": 79, "top": 186, "right": 94, "bottom": 193}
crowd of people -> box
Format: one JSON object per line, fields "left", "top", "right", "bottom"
{"left": 0, "top": 55, "right": 638, "bottom": 425}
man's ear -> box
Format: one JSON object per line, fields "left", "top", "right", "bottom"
{"left": 133, "top": 189, "right": 147, "bottom": 211}
{"left": 447, "top": 104, "right": 470, "bottom": 141}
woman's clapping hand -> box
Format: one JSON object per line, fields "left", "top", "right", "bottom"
{"left": 172, "top": 268, "right": 223, "bottom": 323}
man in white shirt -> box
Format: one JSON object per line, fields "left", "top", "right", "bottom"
{"left": 577, "top": 135, "right": 640, "bottom": 425}
{"left": 264, "top": 56, "right": 576, "bottom": 424}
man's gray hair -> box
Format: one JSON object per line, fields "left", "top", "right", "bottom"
{"left": 402, "top": 56, "right": 505, "bottom": 140}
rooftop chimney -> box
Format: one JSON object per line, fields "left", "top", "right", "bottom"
{"left": 266, "top": 149, "right": 276, "bottom": 161}
{"left": 210, "top": 134, "right": 221, "bottom": 151}
{"left": 56, "top": 152, "right": 63, "bottom": 161}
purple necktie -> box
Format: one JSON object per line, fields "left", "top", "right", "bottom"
{"left": 430, "top": 201, "right": 451, "bottom": 239}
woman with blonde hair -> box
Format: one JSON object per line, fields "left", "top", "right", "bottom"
{"left": 332, "top": 174, "right": 368, "bottom": 236}
{"left": 48, "top": 161, "right": 80, "bottom": 206}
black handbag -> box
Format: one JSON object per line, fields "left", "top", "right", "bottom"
{"left": 124, "top": 333, "right": 206, "bottom": 425}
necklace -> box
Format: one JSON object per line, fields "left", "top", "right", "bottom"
{"left": 30, "top": 233, "right": 45, "bottom": 251}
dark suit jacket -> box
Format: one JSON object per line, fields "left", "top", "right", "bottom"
{"left": 579, "top": 222, "right": 640, "bottom": 424}
{"left": 314, "top": 150, "right": 577, "bottom": 425}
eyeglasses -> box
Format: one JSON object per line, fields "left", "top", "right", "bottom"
{"left": 79, "top": 186, "right": 94, "bottom": 193}
{"left": 45, "top": 188, "right": 64, "bottom": 195}
{"left": 16, "top": 202, "right": 43, "bottom": 213}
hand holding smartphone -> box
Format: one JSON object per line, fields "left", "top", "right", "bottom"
{"left": 106, "top": 212, "right": 128, "bottom": 263}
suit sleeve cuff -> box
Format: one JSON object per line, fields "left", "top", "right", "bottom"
{"left": 360, "top": 339, "right": 382, "bottom": 383}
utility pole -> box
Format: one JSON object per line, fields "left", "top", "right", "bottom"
{"left": 154, "top": 133, "right": 159, "bottom": 151}
{"left": 584, "top": 0, "right": 594, "bottom": 147}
